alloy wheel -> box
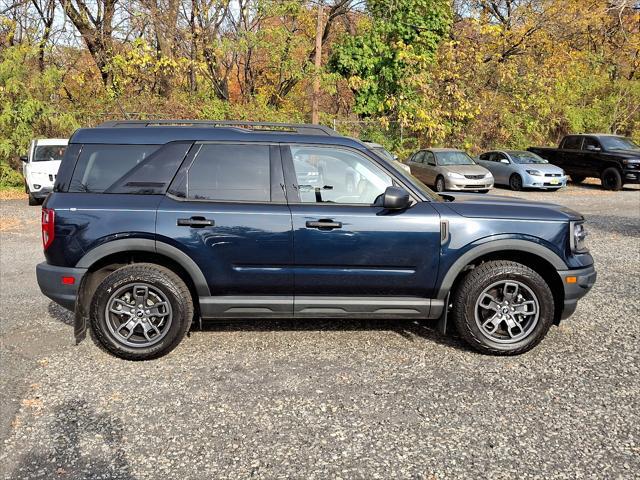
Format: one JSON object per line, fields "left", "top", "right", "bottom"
{"left": 474, "top": 280, "right": 539, "bottom": 344}
{"left": 105, "top": 283, "right": 173, "bottom": 348}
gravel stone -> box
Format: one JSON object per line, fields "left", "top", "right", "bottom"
{"left": 1, "top": 183, "right": 639, "bottom": 479}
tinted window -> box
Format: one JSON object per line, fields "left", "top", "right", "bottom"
{"left": 508, "top": 151, "right": 548, "bottom": 164}
{"left": 582, "top": 137, "right": 601, "bottom": 151}
{"left": 69, "top": 145, "right": 160, "bottom": 192}
{"left": 33, "top": 145, "right": 66, "bottom": 162}
{"left": 479, "top": 153, "right": 490, "bottom": 160}
{"left": 562, "top": 136, "right": 582, "bottom": 150}
{"left": 599, "top": 136, "right": 639, "bottom": 151}
{"left": 186, "top": 144, "right": 270, "bottom": 202}
{"left": 106, "top": 142, "right": 192, "bottom": 194}
{"left": 290, "top": 146, "right": 392, "bottom": 204}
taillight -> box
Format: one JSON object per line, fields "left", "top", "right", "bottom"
{"left": 42, "top": 208, "right": 55, "bottom": 250}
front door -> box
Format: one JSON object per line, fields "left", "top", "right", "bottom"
{"left": 282, "top": 144, "right": 441, "bottom": 318}
{"left": 157, "top": 142, "right": 294, "bottom": 317}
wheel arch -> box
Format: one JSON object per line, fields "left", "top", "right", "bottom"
{"left": 438, "top": 240, "right": 567, "bottom": 324}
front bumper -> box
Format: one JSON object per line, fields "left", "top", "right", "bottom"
{"left": 445, "top": 177, "right": 494, "bottom": 191}
{"left": 558, "top": 264, "right": 597, "bottom": 320}
{"left": 36, "top": 262, "right": 87, "bottom": 311}
{"left": 523, "top": 174, "right": 568, "bottom": 189}
{"left": 622, "top": 170, "right": 640, "bottom": 184}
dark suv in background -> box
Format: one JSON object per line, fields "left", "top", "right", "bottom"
{"left": 37, "top": 121, "right": 596, "bottom": 360}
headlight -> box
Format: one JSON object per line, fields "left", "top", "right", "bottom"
{"left": 446, "top": 172, "right": 465, "bottom": 179}
{"left": 571, "top": 221, "right": 588, "bottom": 252}
{"left": 484, "top": 172, "right": 493, "bottom": 178}
{"left": 526, "top": 169, "right": 543, "bottom": 176}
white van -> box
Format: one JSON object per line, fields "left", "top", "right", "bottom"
{"left": 21, "top": 139, "right": 68, "bottom": 205}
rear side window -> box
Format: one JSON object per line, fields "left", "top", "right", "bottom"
{"left": 186, "top": 144, "right": 271, "bottom": 202}
{"left": 69, "top": 145, "right": 160, "bottom": 192}
{"left": 562, "top": 136, "right": 582, "bottom": 150}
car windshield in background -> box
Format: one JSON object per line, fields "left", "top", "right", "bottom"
{"left": 34, "top": 145, "right": 66, "bottom": 162}
{"left": 436, "top": 151, "right": 475, "bottom": 166}
{"left": 371, "top": 147, "right": 395, "bottom": 162}
{"left": 508, "top": 151, "right": 548, "bottom": 164}
{"left": 599, "top": 136, "right": 640, "bottom": 151}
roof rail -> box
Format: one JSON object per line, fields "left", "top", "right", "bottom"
{"left": 97, "top": 119, "right": 340, "bottom": 136}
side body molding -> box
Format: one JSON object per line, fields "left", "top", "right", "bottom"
{"left": 437, "top": 239, "right": 568, "bottom": 300}
{"left": 75, "top": 238, "right": 211, "bottom": 296}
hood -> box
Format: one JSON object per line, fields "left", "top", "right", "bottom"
{"left": 519, "top": 163, "right": 564, "bottom": 174}
{"left": 441, "top": 164, "right": 490, "bottom": 176}
{"left": 442, "top": 193, "right": 583, "bottom": 221}
{"left": 604, "top": 149, "right": 640, "bottom": 158}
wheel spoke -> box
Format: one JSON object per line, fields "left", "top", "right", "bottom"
{"left": 513, "top": 300, "right": 537, "bottom": 316}
{"left": 133, "top": 285, "right": 149, "bottom": 307}
{"left": 140, "top": 322, "right": 157, "bottom": 341}
{"left": 482, "top": 314, "right": 502, "bottom": 334}
{"left": 117, "top": 319, "right": 138, "bottom": 339}
{"left": 149, "top": 301, "right": 170, "bottom": 317}
{"left": 504, "top": 316, "right": 523, "bottom": 338}
{"left": 479, "top": 293, "right": 501, "bottom": 312}
{"left": 502, "top": 282, "right": 519, "bottom": 302}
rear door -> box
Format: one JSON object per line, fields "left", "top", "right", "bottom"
{"left": 282, "top": 144, "right": 441, "bottom": 317}
{"left": 157, "top": 142, "right": 294, "bottom": 317}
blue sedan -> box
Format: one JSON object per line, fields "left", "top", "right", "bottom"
{"left": 477, "top": 150, "right": 568, "bottom": 191}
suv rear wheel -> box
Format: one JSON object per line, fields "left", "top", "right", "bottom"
{"left": 452, "top": 260, "right": 554, "bottom": 355}
{"left": 90, "top": 263, "right": 193, "bottom": 360}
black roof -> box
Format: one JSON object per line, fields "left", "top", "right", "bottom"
{"left": 70, "top": 120, "right": 365, "bottom": 147}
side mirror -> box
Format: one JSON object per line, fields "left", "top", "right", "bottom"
{"left": 20, "top": 155, "right": 28, "bottom": 163}
{"left": 586, "top": 145, "right": 601, "bottom": 152}
{"left": 393, "top": 154, "right": 399, "bottom": 160}
{"left": 382, "top": 186, "right": 410, "bottom": 210}
{"left": 500, "top": 158, "right": 510, "bottom": 164}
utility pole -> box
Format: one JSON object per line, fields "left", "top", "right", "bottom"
{"left": 311, "top": 1, "right": 323, "bottom": 124}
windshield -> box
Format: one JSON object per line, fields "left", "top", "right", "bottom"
{"left": 436, "top": 151, "right": 475, "bottom": 166}
{"left": 599, "top": 136, "right": 639, "bottom": 151}
{"left": 371, "top": 146, "right": 395, "bottom": 162}
{"left": 508, "top": 151, "right": 548, "bottom": 164}
{"left": 33, "top": 145, "right": 66, "bottom": 162}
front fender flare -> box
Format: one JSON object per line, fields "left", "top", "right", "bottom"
{"left": 437, "top": 239, "right": 567, "bottom": 300}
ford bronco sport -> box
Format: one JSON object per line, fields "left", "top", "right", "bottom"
{"left": 36, "top": 120, "right": 596, "bottom": 360}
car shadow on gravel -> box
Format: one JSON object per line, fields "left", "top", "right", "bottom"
{"left": 200, "top": 318, "right": 469, "bottom": 352}
{"left": 48, "top": 302, "right": 73, "bottom": 326}
{"left": 10, "top": 399, "right": 136, "bottom": 480}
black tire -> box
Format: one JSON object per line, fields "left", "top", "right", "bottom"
{"left": 452, "top": 260, "right": 554, "bottom": 355}
{"left": 509, "top": 173, "right": 523, "bottom": 191}
{"left": 435, "top": 176, "right": 446, "bottom": 192}
{"left": 28, "top": 193, "right": 40, "bottom": 206}
{"left": 570, "top": 175, "right": 586, "bottom": 184}
{"left": 600, "top": 167, "right": 622, "bottom": 191}
{"left": 90, "top": 263, "right": 194, "bottom": 360}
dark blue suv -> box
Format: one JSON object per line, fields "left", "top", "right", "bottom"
{"left": 36, "top": 120, "right": 596, "bottom": 360}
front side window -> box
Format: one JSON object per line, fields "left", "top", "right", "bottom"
{"left": 582, "top": 137, "right": 601, "bottom": 151}
{"left": 70, "top": 144, "right": 160, "bottom": 192}
{"left": 599, "top": 136, "right": 639, "bottom": 151}
{"left": 186, "top": 144, "right": 271, "bottom": 202}
{"left": 290, "top": 146, "right": 392, "bottom": 204}
{"left": 424, "top": 152, "right": 436, "bottom": 165}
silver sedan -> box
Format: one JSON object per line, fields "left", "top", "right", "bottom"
{"left": 477, "top": 150, "right": 568, "bottom": 191}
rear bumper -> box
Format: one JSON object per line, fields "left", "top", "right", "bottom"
{"left": 558, "top": 264, "right": 597, "bottom": 320}
{"left": 30, "top": 187, "right": 53, "bottom": 199}
{"left": 36, "top": 262, "right": 87, "bottom": 311}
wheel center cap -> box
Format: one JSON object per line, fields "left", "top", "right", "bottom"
{"left": 136, "top": 310, "right": 144, "bottom": 317}
{"left": 501, "top": 307, "right": 510, "bottom": 314}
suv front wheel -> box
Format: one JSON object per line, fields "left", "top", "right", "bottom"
{"left": 452, "top": 260, "right": 554, "bottom": 355}
{"left": 90, "top": 263, "right": 194, "bottom": 360}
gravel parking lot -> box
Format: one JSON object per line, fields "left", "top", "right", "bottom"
{"left": 1, "top": 182, "right": 639, "bottom": 479}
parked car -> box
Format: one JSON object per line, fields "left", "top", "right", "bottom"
{"left": 477, "top": 150, "right": 567, "bottom": 191}
{"left": 21, "top": 139, "right": 68, "bottom": 205}
{"left": 528, "top": 134, "right": 640, "bottom": 190}
{"left": 407, "top": 148, "right": 493, "bottom": 193}
{"left": 37, "top": 120, "right": 595, "bottom": 360}
{"left": 363, "top": 141, "right": 411, "bottom": 174}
